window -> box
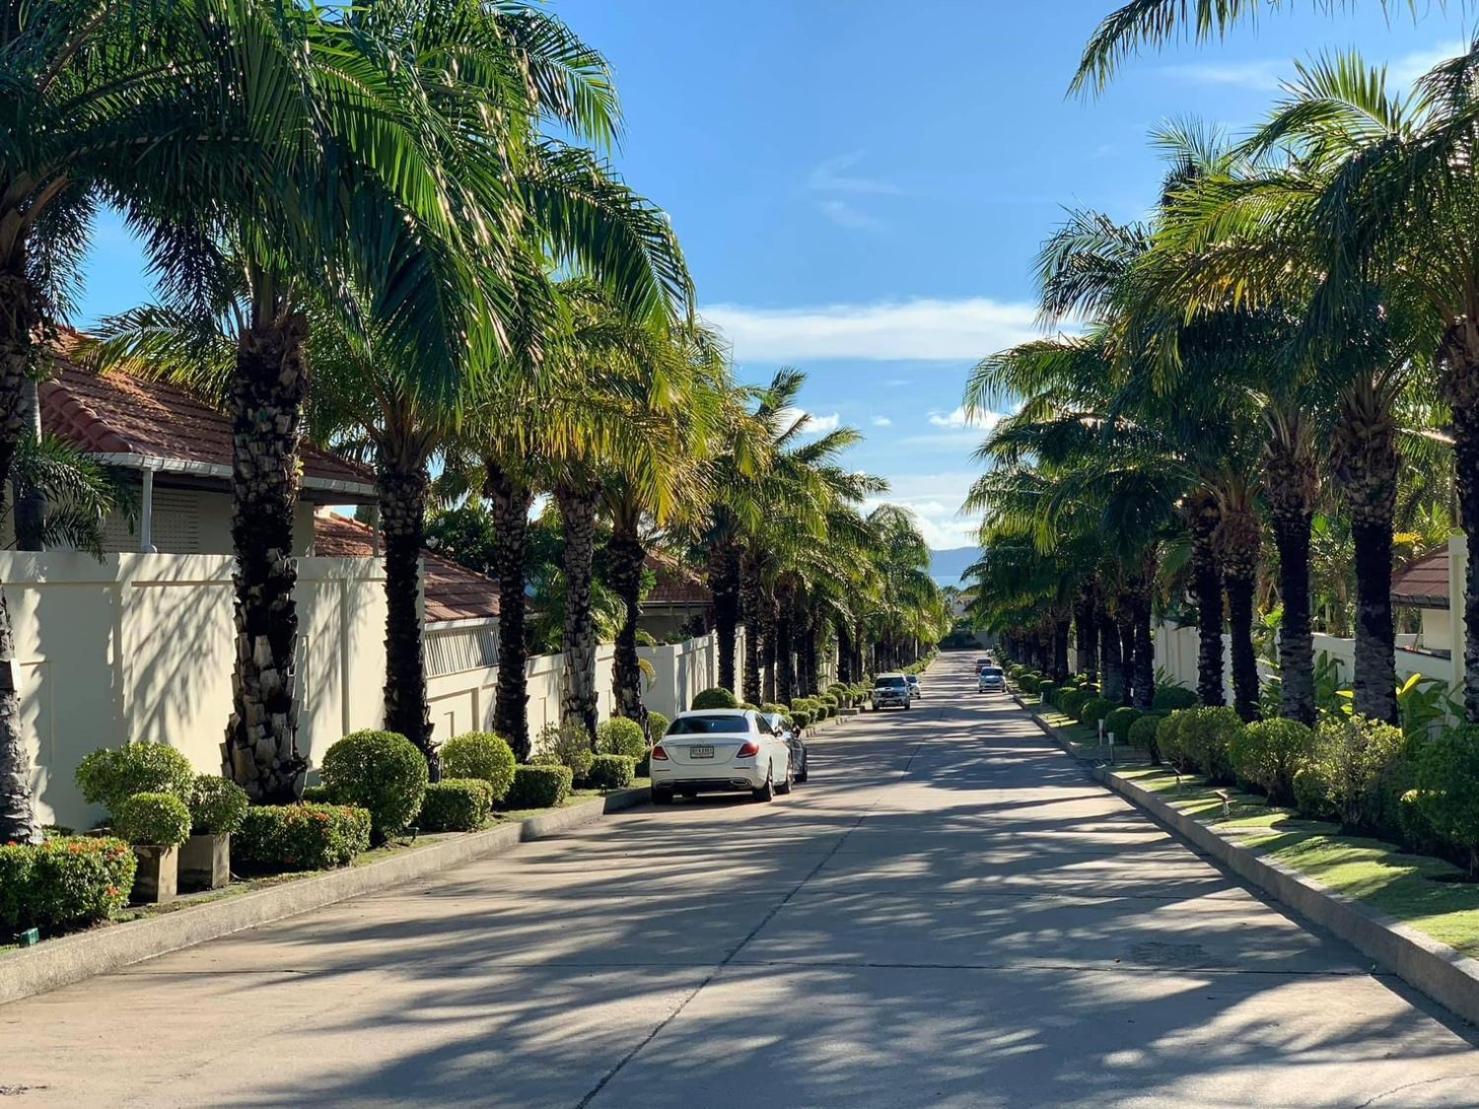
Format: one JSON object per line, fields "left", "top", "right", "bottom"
{"left": 667, "top": 716, "right": 749, "bottom": 735}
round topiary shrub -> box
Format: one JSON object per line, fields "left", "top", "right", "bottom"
{"left": 1079, "top": 696, "right": 1114, "bottom": 726}
{"left": 597, "top": 718, "right": 647, "bottom": 760}
{"left": 76, "top": 742, "right": 195, "bottom": 817}
{"left": 1157, "top": 712, "right": 1190, "bottom": 771}
{"left": 1128, "top": 713, "right": 1165, "bottom": 759}
{"left": 188, "top": 775, "right": 249, "bottom": 836}
{"left": 320, "top": 729, "right": 429, "bottom": 843}
{"left": 647, "top": 711, "right": 671, "bottom": 740}
{"left": 503, "top": 764, "right": 573, "bottom": 810}
{"left": 418, "top": 779, "right": 495, "bottom": 832}
{"left": 691, "top": 687, "right": 740, "bottom": 710}
{"left": 1152, "top": 685, "right": 1198, "bottom": 713}
{"left": 1038, "top": 682, "right": 1058, "bottom": 705}
{"left": 1104, "top": 705, "right": 1141, "bottom": 742}
{"left": 1019, "top": 674, "right": 1040, "bottom": 694}
{"left": 440, "top": 732, "right": 517, "bottom": 802}
{"left": 1057, "top": 689, "right": 1088, "bottom": 719}
{"left": 1305, "top": 713, "right": 1406, "bottom": 828}
{"left": 114, "top": 792, "right": 192, "bottom": 847}
{"left": 791, "top": 709, "right": 812, "bottom": 729}
{"left": 1176, "top": 706, "right": 1245, "bottom": 782}
{"left": 588, "top": 753, "right": 637, "bottom": 791}
{"left": 1228, "top": 718, "right": 1315, "bottom": 805}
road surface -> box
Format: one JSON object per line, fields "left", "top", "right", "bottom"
{"left": 5, "top": 653, "right": 1478, "bottom": 1106}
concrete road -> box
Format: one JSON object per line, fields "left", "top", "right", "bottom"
{"left": 5, "top": 655, "right": 1478, "bottom": 1107}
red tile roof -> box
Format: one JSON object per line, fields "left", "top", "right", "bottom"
{"left": 645, "top": 552, "right": 709, "bottom": 605}
{"left": 41, "top": 339, "right": 374, "bottom": 494}
{"left": 313, "top": 513, "right": 499, "bottom": 624}
{"left": 1392, "top": 547, "right": 1449, "bottom": 609}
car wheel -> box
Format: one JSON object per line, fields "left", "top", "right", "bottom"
{"left": 752, "top": 766, "right": 774, "bottom": 802}
{"left": 777, "top": 761, "right": 794, "bottom": 795}
{"left": 796, "top": 754, "right": 809, "bottom": 783}
{"left": 652, "top": 787, "right": 674, "bottom": 805}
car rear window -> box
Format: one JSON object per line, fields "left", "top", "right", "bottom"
{"left": 876, "top": 677, "right": 908, "bottom": 688}
{"left": 981, "top": 668, "right": 1003, "bottom": 677}
{"left": 668, "top": 716, "right": 749, "bottom": 734}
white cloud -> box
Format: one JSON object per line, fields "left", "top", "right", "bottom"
{"left": 927, "top": 405, "right": 1006, "bottom": 430}
{"left": 1390, "top": 41, "right": 1467, "bottom": 89}
{"left": 702, "top": 297, "right": 1045, "bottom": 362}
{"left": 807, "top": 152, "right": 902, "bottom": 195}
{"left": 865, "top": 470, "right": 982, "bottom": 549}
{"left": 818, "top": 199, "right": 881, "bottom": 230}
{"left": 776, "top": 406, "right": 840, "bottom": 435}
{"left": 1162, "top": 60, "right": 1283, "bottom": 91}
{"left": 871, "top": 415, "right": 893, "bottom": 427}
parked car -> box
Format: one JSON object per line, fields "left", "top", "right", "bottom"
{"left": 906, "top": 674, "right": 922, "bottom": 699}
{"left": 871, "top": 672, "right": 911, "bottom": 711}
{"left": 761, "top": 711, "right": 808, "bottom": 783}
{"left": 650, "top": 709, "right": 793, "bottom": 804}
{"left": 977, "top": 666, "right": 1005, "bottom": 693}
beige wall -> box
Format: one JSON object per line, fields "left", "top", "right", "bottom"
{"left": 14, "top": 552, "right": 388, "bottom": 829}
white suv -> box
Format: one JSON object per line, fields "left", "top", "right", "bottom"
{"left": 871, "top": 673, "right": 911, "bottom": 711}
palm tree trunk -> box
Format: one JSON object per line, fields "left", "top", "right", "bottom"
{"left": 1441, "top": 325, "right": 1479, "bottom": 722}
{"left": 762, "top": 594, "right": 778, "bottom": 702}
{"left": 222, "top": 314, "right": 309, "bottom": 802}
{"left": 1332, "top": 387, "right": 1399, "bottom": 724}
{"left": 378, "top": 458, "right": 437, "bottom": 773}
{"left": 1132, "top": 579, "right": 1155, "bottom": 710}
{"left": 801, "top": 618, "right": 820, "bottom": 695}
{"left": 1188, "top": 490, "right": 1225, "bottom": 707}
{"left": 556, "top": 482, "right": 601, "bottom": 741}
{"left": 1219, "top": 502, "right": 1262, "bottom": 723}
{"left": 776, "top": 589, "right": 796, "bottom": 703}
{"left": 0, "top": 266, "right": 38, "bottom": 842}
{"left": 1265, "top": 431, "right": 1318, "bottom": 726}
{"left": 1075, "top": 585, "right": 1097, "bottom": 679}
{"left": 1117, "top": 601, "right": 1135, "bottom": 706}
{"left": 1098, "top": 602, "right": 1123, "bottom": 702}
{"left": 740, "top": 550, "right": 763, "bottom": 705}
{"left": 1052, "top": 616, "right": 1070, "bottom": 682}
{"left": 486, "top": 463, "right": 533, "bottom": 759}
{"left": 607, "top": 514, "right": 648, "bottom": 734}
{"left": 836, "top": 618, "right": 854, "bottom": 685}
{"left": 12, "top": 378, "right": 42, "bottom": 551}
{"left": 707, "top": 541, "right": 741, "bottom": 693}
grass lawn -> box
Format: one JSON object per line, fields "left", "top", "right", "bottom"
{"left": 1121, "top": 767, "right": 1479, "bottom": 959}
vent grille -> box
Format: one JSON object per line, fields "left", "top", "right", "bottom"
{"left": 426, "top": 625, "right": 498, "bottom": 677}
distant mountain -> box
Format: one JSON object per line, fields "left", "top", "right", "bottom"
{"left": 930, "top": 546, "right": 981, "bottom": 586}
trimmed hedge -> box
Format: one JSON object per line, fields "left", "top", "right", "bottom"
{"left": 235, "top": 804, "right": 372, "bottom": 872}
{"left": 75, "top": 742, "right": 194, "bottom": 817}
{"left": 300, "top": 785, "right": 332, "bottom": 803}
{"left": 1079, "top": 696, "right": 1114, "bottom": 726}
{"left": 114, "top": 792, "right": 192, "bottom": 847}
{"left": 691, "top": 687, "right": 740, "bottom": 710}
{"left": 1127, "top": 713, "right": 1165, "bottom": 757}
{"left": 1104, "top": 706, "right": 1141, "bottom": 742}
{"left": 648, "top": 711, "right": 671, "bottom": 739}
{"left": 440, "top": 732, "right": 517, "bottom": 801}
{"left": 1412, "top": 726, "right": 1479, "bottom": 871}
{"left": 417, "top": 779, "right": 494, "bottom": 833}
{"left": 1151, "top": 685, "right": 1198, "bottom": 713}
{"left": 1229, "top": 718, "right": 1315, "bottom": 805}
{"left": 189, "top": 775, "right": 249, "bottom": 836}
{"left": 1, "top": 835, "right": 137, "bottom": 935}
{"left": 1157, "top": 712, "right": 1190, "bottom": 772}
{"left": 1037, "top": 682, "right": 1058, "bottom": 705}
{"left": 504, "top": 764, "right": 573, "bottom": 810}
{"left": 321, "top": 730, "right": 429, "bottom": 843}
{"left": 1299, "top": 714, "right": 1406, "bottom": 828}
{"left": 1057, "top": 689, "right": 1088, "bottom": 719}
{"left": 588, "top": 754, "right": 637, "bottom": 791}
{"left": 791, "top": 709, "right": 813, "bottom": 729}
{"left": 1177, "top": 706, "right": 1245, "bottom": 783}
{"left": 598, "top": 718, "right": 647, "bottom": 760}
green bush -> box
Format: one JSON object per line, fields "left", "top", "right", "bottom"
{"left": 300, "top": 785, "right": 332, "bottom": 803}
{"left": 114, "top": 792, "right": 192, "bottom": 847}
{"left": 504, "top": 764, "right": 573, "bottom": 810}
{"left": 1176, "top": 706, "right": 1244, "bottom": 782}
{"left": 235, "top": 804, "right": 371, "bottom": 872}
{"left": 1157, "top": 712, "right": 1191, "bottom": 772}
{"left": 533, "top": 722, "right": 596, "bottom": 782}
{"left": 790, "top": 709, "right": 812, "bottom": 729}
{"left": 188, "top": 775, "right": 249, "bottom": 836}
{"left": 0, "top": 836, "right": 136, "bottom": 934}
{"left": 1079, "top": 696, "right": 1114, "bottom": 726}
{"left": 1152, "top": 686, "right": 1198, "bottom": 713}
{"left": 597, "top": 718, "right": 648, "bottom": 760}
{"left": 440, "top": 732, "right": 517, "bottom": 801}
{"left": 761, "top": 702, "right": 789, "bottom": 717}
{"left": 1300, "top": 714, "right": 1407, "bottom": 828}
{"left": 1411, "top": 726, "right": 1479, "bottom": 871}
{"left": 588, "top": 754, "right": 637, "bottom": 791}
{"left": 1104, "top": 706, "right": 1141, "bottom": 741}
{"left": 1037, "top": 682, "right": 1058, "bottom": 705}
{"left": 1228, "top": 718, "right": 1315, "bottom": 805}
{"left": 691, "top": 687, "right": 739, "bottom": 710}
{"left": 647, "top": 711, "right": 671, "bottom": 740}
{"left": 1057, "top": 689, "right": 1088, "bottom": 719}
{"left": 1292, "top": 765, "right": 1333, "bottom": 820}
{"left": 1019, "top": 673, "right": 1040, "bottom": 694}
{"left": 417, "top": 779, "right": 494, "bottom": 833}
{"left": 1128, "top": 713, "right": 1165, "bottom": 757}
{"left": 320, "top": 729, "right": 429, "bottom": 843}
{"left": 75, "top": 742, "right": 195, "bottom": 817}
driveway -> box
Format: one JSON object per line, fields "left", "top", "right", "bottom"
{"left": 4, "top": 654, "right": 1478, "bottom": 1107}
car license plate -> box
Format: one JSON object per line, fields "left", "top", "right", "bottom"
{"left": 691, "top": 745, "right": 714, "bottom": 759}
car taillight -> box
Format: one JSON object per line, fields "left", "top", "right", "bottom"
{"left": 735, "top": 740, "right": 760, "bottom": 758}
{"left": 651, "top": 745, "right": 669, "bottom": 761}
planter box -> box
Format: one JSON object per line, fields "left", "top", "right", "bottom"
{"left": 179, "top": 833, "right": 230, "bottom": 892}
{"left": 131, "top": 845, "right": 180, "bottom": 904}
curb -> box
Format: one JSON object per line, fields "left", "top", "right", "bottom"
{"left": 0, "top": 786, "right": 649, "bottom": 1007}
{"left": 1015, "top": 698, "right": 1479, "bottom": 1027}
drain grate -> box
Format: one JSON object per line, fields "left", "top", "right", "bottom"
{"left": 1125, "top": 941, "right": 1224, "bottom": 969}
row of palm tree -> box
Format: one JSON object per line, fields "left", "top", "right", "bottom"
{"left": 970, "top": 4, "right": 1479, "bottom": 730}
{"left": 0, "top": 0, "right": 947, "bottom": 843}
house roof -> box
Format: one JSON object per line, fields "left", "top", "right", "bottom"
{"left": 41, "top": 335, "right": 376, "bottom": 500}
{"left": 1392, "top": 546, "right": 1449, "bottom": 609}
{"left": 645, "top": 552, "right": 710, "bottom": 606}
{"left": 313, "top": 513, "right": 499, "bottom": 624}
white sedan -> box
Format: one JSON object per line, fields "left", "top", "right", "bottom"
{"left": 650, "top": 709, "right": 793, "bottom": 804}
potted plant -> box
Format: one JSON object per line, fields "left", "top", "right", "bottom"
{"left": 181, "top": 775, "right": 249, "bottom": 891}
{"left": 114, "top": 792, "right": 192, "bottom": 904}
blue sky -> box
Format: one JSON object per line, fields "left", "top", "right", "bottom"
{"left": 72, "top": 1, "right": 1476, "bottom": 547}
